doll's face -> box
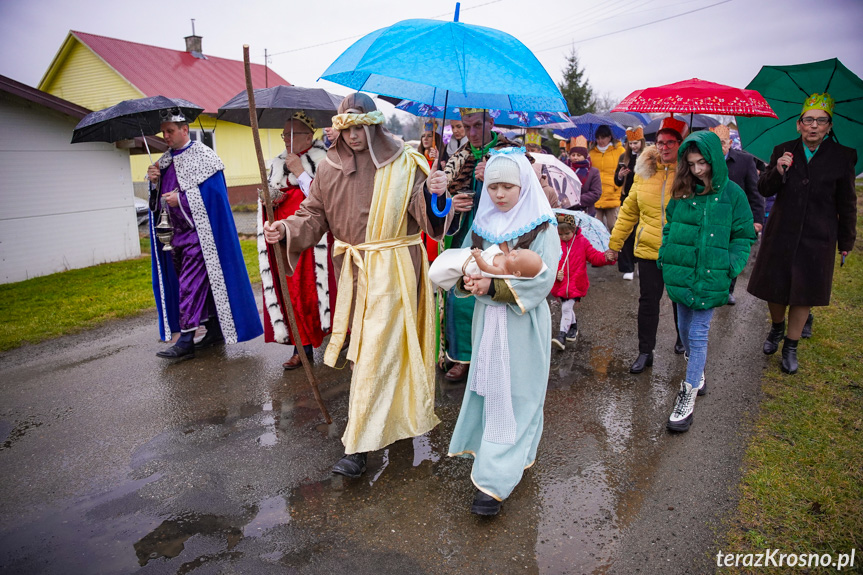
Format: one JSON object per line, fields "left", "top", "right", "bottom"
{"left": 487, "top": 182, "right": 521, "bottom": 213}
{"left": 503, "top": 248, "right": 542, "bottom": 277}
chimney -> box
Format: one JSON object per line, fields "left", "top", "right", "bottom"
{"left": 184, "top": 19, "right": 205, "bottom": 59}
{"left": 185, "top": 34, "right": 202, "bottom": 54}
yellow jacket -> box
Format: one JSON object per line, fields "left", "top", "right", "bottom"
{"left": 590, "top": 141, "right": 625, "bottom": 209}
{"left": 608, "top": 146, "right": 676, "bottom": 260}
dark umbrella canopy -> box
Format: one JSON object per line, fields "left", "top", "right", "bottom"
{"left": 217, "top": 85, "right": 343, "bottom": 130}
{"left": 71, "top": 96, "right": 203, "bottom": 144}
{"left": 738, "top": 58, "right": 863, "bottom": 174}
{"left": 553, "top": 112, "right": 626, "bottom": 141}
{"left": 643, "top": 113, "right": 720, "bottom": 139}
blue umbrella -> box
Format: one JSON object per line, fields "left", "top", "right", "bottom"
{"left": 609, "top": 111, "right": 650, "bottom": 127}
{"left": 394, "top": 100, "right": 574, "bottom": 129}
{"left": 320, "top": 17, "right": 567, "bottom": 113}
{"left": 553, "top": 113, "right": 626, "bottom": 141}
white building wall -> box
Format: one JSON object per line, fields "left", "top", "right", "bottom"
{"left": 0, "top": 93, "right": 141, "bottom": 284}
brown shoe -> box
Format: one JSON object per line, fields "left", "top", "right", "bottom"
{"left": 282, "top": 354, "right": 311, "bottom": 370}
{"left": 444, "top": 362, "right": 469, "bottom": 382}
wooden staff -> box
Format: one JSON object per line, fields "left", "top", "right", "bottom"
{"left": 243, "top": 45, "right": 331, "bottom": 424}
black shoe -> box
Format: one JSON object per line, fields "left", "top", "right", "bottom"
{"left": 763, "top": 321, "right": 785, "bottom": 355}
{"left": 727, "top": 293, "right": 737, "bottom": 305}
{"left": 780, "top": 338, "right": 799, "bottom": 374}
{"left": 565, "top": 324, "right": 579, "bottom": 342}
{"left": 674, "top": 338, "right": 686, "bottom": 355}
{"left": 332, "top": 453, "right": 367, "bottom": 478}
{"left": 470, "top": 490, "right": 502, "bottom": 516}
{"left": 552, "top": 332, "right": 566, "bottom": 351}
{"left": 194, "top": 328, "right": 225, "bottom": 349}
{"left": 156, "top": 344, "right": 195, "bottom": 359}
{"left": 630, "top": 352, "right": 653, "bottom": 373}
{"left": 801, "top": 313, "right": 814, "bottom": 339}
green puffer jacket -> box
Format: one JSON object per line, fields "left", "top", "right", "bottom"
{"left": 658, "top": 131, "right": 756, "bottom": 310}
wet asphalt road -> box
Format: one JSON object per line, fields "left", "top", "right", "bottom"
{"left": 0, "top": 253, "right": 770, "bottom": 575}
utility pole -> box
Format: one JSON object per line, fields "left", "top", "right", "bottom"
{"left": 264, "top": 48, "right": 269, "bottom": 88}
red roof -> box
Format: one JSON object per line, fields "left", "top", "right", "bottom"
{"left": 72, "top": 31, "right": 290, "bottom": 114}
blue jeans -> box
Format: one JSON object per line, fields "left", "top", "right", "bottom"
{"left": 676, "top": 305, "right": 715, "bottom": 385}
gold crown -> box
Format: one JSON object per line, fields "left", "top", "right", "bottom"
{"left": 459, "top": 107, "right": 487, "bottom": 116}
{"left": 801, "top": 93, "right": 834, "bottom": 116}
{"left": 291, "top": 110, "right": 315, "bottom": 132}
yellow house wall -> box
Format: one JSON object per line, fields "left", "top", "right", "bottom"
{"left": 129, "top": 115, "right": 283, "bottom": 189}
{"left": 39, "top": 38, "right": 143, "bottom": 111}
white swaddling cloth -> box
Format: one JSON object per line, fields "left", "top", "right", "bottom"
{"left": 470, "top": 304, "right": 516, "bottom": 445}
{"left": 428, "top": 244, "right": 504, "bottom": 290}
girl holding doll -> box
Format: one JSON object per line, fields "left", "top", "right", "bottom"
{"left": 447, "top": 148, "right": 561, "bottom": 516}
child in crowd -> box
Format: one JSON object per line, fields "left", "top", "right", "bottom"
{"left": 448, "top": 148, "right": 560, "bottom": 516}
{"left": 551, "top": 213, "right": 615, "bottom": 350}
{"left": 659, "top": 131, "right": 755, "bottom": 432}
{"left": 568, "top": 142, "right": 602, "bottom": 214}
{"left": 429, "top": 244, "right": 544, "bottom": 291}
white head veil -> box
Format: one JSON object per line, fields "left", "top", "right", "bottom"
{"left": 472, "top": 148, "right": 556, "bottom": 244}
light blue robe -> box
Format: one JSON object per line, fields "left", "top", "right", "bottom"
{"left": 447, "top": 225, "right": 560, "bottom": 500}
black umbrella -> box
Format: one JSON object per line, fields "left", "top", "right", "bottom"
{"left": 217, "top": 85, "right": 343, "bottom": 130}
{"left": 71, "top": 96, "right": 204, "bottom": 155}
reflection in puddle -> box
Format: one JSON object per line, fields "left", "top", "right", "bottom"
{"left": 412, "top": 434, "right": 440, "bottom": 466}
{"left": 133, "top": 513, "right": 242, "bottom": 566}
{"left": 243, "top": 496, "right": 290, "bottom": 537}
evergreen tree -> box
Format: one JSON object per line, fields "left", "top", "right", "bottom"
{"left": 558, "top": 48, "right": 596, "bottom": 116}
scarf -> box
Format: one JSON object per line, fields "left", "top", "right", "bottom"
{"left": 472, "top": 148, "right": 556, "bottom": 244}
{"left": 469, "top": 132, "right": 499, "bottom": 161}
{"left": 571, "top": 159, "right": 591, "bottom": 186}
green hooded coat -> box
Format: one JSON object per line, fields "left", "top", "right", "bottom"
{"left": 658, "top": 131, "right": 756, "bottom": 310}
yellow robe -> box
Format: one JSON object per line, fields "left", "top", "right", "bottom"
{"left": 280, "top": 144, "right": 446, "bottom": 454}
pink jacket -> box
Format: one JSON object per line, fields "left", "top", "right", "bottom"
{"left": 551, "top": 229, "right": 611, "bottom": 299}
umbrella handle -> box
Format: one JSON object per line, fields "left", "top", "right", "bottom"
{"left": 431, "top": 194, "right": 452, "bottom": 217}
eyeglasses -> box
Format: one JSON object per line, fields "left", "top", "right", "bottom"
{"left": 800, "top": 116, "right": 831, "bottom": 126}
{"left": 656, "top": 140, "right": 680, "bottom": 149}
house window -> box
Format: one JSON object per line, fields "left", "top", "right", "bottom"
{"left": 190, "top": 129, "right": 215, "bottom": 151}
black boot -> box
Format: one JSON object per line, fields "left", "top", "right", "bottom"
{"left": 780, "top": 338, "right": 799, "bottom": 374}
{"left": 470, "top": 490, "right": 502, "bottom": 516}
{"left": 800, "top": 313, "right": 814, "bottom": 339}
{"left": 674, "top": 336, "right": 686, "bottom": 355}
{"left": 762, "top": 321, "right": 785, "bottom": 355}
{"left": 630, "top": 352, "right": 653, "bottom": 374}
{"left": 332, "top": 452, "right": 367, "bottom": 478}
{"left": 157, "top": 331, "right": 195, "bottom": 359}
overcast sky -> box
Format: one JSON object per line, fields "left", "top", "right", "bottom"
{"left": 2, "top": 0, "right": 862, "bottom": 117}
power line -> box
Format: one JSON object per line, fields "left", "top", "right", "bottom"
{"left": 268, "top": 0, "right": 504, "bottom": 57}
{"left": 534, "top": 0, "right": 733, "bottom": 53}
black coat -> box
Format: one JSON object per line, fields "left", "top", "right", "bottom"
{"left": 747, "top": 137, "right": 857, "bottom": 306}
{"left": 614, "top": 152, "right": 637, "bottom": 198}
{"left": 726, "top": 148, "right": 765, "bottom": 225}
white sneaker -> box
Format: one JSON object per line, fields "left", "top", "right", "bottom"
{"left": 667, "top": 381, "right": 698, "bottom": 432}
{"left": 623, "top": 272, "right": 634, "bottom": 281}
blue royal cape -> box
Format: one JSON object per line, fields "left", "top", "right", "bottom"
{"left": 149, "top": 141, "right": 263, "bottom": 344}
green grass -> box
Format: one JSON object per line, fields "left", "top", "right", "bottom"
{"left": 720, "top": 189, "right": 863, "bottom": 572}
{"left": 0, "top": 238, "right": 261, "bottom": 352}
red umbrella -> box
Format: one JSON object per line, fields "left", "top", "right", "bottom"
{"left": 611, "top": 78, "right": 777, "bottom": 118}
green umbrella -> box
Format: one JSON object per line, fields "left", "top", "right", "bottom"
{"left": 738, "top": 58, "right": 863, "bottom": 175}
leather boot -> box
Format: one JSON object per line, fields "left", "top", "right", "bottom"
{"left": 470, "top": 490, "right": 502, "bottom": 516}
{"left": 780, "top": 338, "right": 799, "bottom": 374}
{"left": 674, "top": 336, "right": 686, "bottom": 355}
{"left": 332, "top": 452, "right": 367, "bottom": 478}
{"left": 800, "top": 313, "right": 814, "bottom": 339}
{"left": 444, "top": 363, "right": 469, "bottom": 382}
{"left": 762, "top": 321, "right": 785, "bottom": 355}
{"left": 629, "top": 352, "right": 653, "bottom": 374}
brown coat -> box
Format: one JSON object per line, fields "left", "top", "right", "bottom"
{"left": 747, "top": 137, "right": 857, "bottom": 306}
